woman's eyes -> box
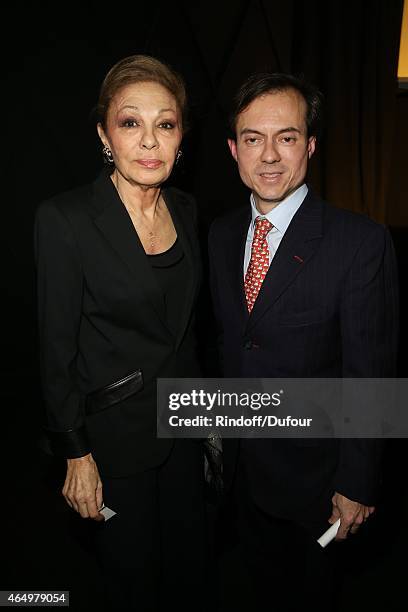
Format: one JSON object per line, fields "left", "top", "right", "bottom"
{"left": 121, "top": 119, "right": 139, "bottom": 128}
{"left": 120, "top": 119, "right": 175, "bottom": 129}
{"left": 158, "top": 122, "right": 175, "bottom": 129}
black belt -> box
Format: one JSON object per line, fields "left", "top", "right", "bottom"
{"left": 86, "top": 369, "right": 143, "bottom": 416}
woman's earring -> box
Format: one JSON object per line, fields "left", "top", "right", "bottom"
{"left": 176, "top": 149, "right": 183, "bottom": 165}
{"left": 102, "top": 145, "right": 114, "bottom": 165}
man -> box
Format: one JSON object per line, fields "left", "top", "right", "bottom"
{"left": 208, "top": 73, "right": 398, "bottom": 610}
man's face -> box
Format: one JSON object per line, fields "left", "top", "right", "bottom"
{"left": 228, "top": 89, "right": 316, "bottom": 211}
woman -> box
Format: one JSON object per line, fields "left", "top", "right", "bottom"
{"left": 34, "top": 55, "right": 205, "bottom": 611}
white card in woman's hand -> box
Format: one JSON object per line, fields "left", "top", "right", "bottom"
{"left": 99, "top": 505, "right": 117, "bottom": 521}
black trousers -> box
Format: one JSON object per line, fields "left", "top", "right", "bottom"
{"left": 93, "top": 440, "right": 206, "bottom": 612}
{"left": 218, "top": 461, "right": 341, "bottom": 612}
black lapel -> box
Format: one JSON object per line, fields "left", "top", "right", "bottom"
{"left": 162, "top": 188, "right": 198, "bottom": 349}
{"left": 224, "top": 207, "right": 252, "bottom": 324}
{"left": 91, "top": 170, "right": 171, "bottom": 335}
{"left": 246, "top": 190, "right": 324, "bottom": 332}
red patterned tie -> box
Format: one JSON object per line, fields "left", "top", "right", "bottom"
{"left": 244, "top": 217, "right": 273, "bottom": 312}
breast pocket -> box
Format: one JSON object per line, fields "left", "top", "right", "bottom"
{"left": 277, "top": 308, "right": 331, "bottom": 327}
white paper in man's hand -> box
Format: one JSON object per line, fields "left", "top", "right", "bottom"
{"left": 317, "top": 519, "right": 340, "bottom": 547}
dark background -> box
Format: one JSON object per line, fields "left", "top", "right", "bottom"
{"left": 1, "top": 1, "right": 407, "bottom": 610}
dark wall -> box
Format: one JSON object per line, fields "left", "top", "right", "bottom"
{"left": 386, "top": 92, "right": 408, "bottom": 376}
{"left": 387, "top": 93, "right": 408, "bottom": 227}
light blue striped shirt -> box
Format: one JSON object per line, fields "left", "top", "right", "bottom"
{"left": 244, "top": 184, "right": 308, "bottom": 276}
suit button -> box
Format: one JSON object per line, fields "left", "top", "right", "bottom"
{"left": 244, "top": 340, "right": 253, "bottom": 350}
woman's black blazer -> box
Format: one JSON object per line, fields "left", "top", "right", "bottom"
{"left": 34, "top": 169, "right": 201, "bottom": 477}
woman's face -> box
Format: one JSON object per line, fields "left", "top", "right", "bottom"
{"left": 98, "top": 81, "right": 182, "bottom": 188}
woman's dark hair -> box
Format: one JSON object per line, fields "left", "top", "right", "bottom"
{"left": 96, "top": 54, "right": 188, "bottom": 131}
{"left": 229, "top": 72, "right": 323, "bottom": 139}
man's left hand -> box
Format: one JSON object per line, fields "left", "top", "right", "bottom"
{"left": 328, "top": 492, "right": 375, "bottom": 541}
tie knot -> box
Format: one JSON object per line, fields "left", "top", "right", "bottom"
{"left": 254, "top": 216, "right": 273, "bottom": 239}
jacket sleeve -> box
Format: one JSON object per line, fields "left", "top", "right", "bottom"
{"left": 34, "top": 201, "right": 91, "bottom": 458}
{"left": 334, "top": 224, "right": 399, "bottom": 504}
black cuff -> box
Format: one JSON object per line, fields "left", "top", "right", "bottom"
{"left": 46, "top": 426, "right": 91, "bottom": 458}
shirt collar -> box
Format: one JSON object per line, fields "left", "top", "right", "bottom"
{"left": 250, "top": 184, "right": 308, "bottom": 233}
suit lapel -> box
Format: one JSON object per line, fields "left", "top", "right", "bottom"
{"left": 162, "top": 188, "right": 198, "bottom": 349}
{"left": 225, "top": 208, "right": 251, "bottom": 323}
{"left": 246, "top": 191, "right": 324, "bottom": 331}
{"left": 91, "top": 170, "right": 170, "bottom": 334}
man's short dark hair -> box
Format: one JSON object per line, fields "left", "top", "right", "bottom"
{"left": 229, "top": 72, "right": 323, "bottom": 140}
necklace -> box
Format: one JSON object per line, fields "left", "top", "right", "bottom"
{"left": 126, "top": 206, "right": 161, "bottom": 249}
{"left": 112, "top": 175, "right": 162, "bottom": 249}
{"left": 147, "top": 229, "right": 156, "bottom": 249}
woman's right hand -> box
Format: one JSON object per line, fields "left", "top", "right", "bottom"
{"left": 62, "top": 453, "right": 104, "bottom": 521}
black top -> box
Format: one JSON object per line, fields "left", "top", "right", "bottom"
{"left": 147, "top": 239, "right": 189, "bottom": 337}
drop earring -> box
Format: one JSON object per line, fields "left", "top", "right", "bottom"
{"left": 102, "top": 145, "right": 114, "bottom": 165}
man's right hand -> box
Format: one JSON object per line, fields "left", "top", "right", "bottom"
{"left": 329, "top": 492, "right": 375, "bottom": 540}
{"left": 62, "top": 453, "right": 104, "bottom": 521}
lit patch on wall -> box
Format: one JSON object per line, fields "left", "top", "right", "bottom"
{"left": 398, "top": 0, "right": 408, "bottom": 88}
